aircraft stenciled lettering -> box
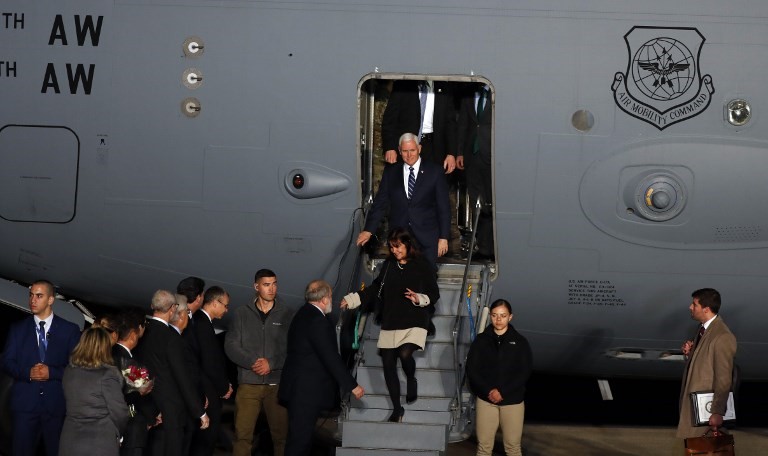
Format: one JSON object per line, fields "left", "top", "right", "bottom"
{"left": 611, "top": 26, "right": 714, "bottom": 130}
{"left": 568, "top": 279, "right": 626, "bottom": 306}
{"left": 2, "top": 12, "right": 24, "bottom": 29}
{"left": 0, "top": 61, "right": 16, "bottom": 78}
{"left": 1, "top": 13, "right": 23, "bottom": 79}
{"left": 48, "top": 15, "right": 103, "bottom": 46}
{"left": 41, "top": 63, "right": 95, "bottom": 94}
{"left": 42, "top": 15, "right": 103, "bottom": 94}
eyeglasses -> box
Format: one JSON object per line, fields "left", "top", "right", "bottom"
{"left": 215, "top": 298, "right": 229, "bottom": 308}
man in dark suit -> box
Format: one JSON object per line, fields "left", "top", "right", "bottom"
{"left": 382, "top": 80, "right": 458, "bottom": 174}
{"left": 191, "top": 286, "right": 233, "bottom": 456}
{"left": 177, "top": 276, "right": 205, "bottom": 360}
{"left": 457, "top": 83, "right": 494, "bottom": 259}
{"left": 134, "top": 290, "right": 209, "bottom": 456}
{"left": 677, "top": 288, "right": 737, "bottom": 439}
{"left": 357, "top": 132, "right": 451, "bottom": 266}
{"left": 278, "top": 280, "right": 364, "bottom": 456}
{"left": 1, "top": 279, "right": 81, "bottom": 456}
{"left": 112, "top": 308, "right": 157, "bottom": 456}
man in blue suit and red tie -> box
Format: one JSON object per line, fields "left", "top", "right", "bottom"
{"left": 357, "top": 132, "right": 451, "bottom": 266}
{"left": 1, "top": 279, "right": 81, "bottom": 456}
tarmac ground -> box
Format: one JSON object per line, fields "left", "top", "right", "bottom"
{"left": 217, "top": 415, "right": 768, "bottom": 456}
{"left": 215, "top": 373, "right": 768, "bottom": 455}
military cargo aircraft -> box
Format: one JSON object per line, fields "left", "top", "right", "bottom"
{"left": 1, "top": 0, "right": 765, "bottom": 412}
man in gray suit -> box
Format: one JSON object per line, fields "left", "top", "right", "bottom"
{"left": 677, "top": 288, "right": 737, "bottom": 439}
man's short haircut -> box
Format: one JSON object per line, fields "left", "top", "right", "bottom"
{"left": 399, "top": 132, "right": 420, "bottom": 148}
{"left": 203, "top": 286, "right": 229, "bottom": 306}
{"left": 30, "top": 279, "right": 55, "bottom": 296}
{"left": 255, "top": 269, "right": 277, "bottom": 283}
{"left": 151, "top": 289, "right": 177, "bottom": 313}
{"left": 304, "top": 280, "right": 332, "bottom": 303}
{"left": 170, "top": 294, "right": 189, "bottom": 325}
{"left": 692, "top": 288, "right": 722, "bottom": 314}
{"left": 177, "top": 276, "right": 205, "bottom": 304}
{"left": 116, "top": 307, "right": 147, "bottom": 341}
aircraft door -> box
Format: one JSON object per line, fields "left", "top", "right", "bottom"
{"left": 357, "top": 76, "right": 496, "bottom": 266}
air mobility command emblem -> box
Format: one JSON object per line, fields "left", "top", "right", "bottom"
{"left": 612, "top": 26, "right": 714, "bottom": 130}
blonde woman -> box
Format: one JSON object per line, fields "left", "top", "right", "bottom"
{"left": 59, "top": 327, "right": 129, "bottom": 456}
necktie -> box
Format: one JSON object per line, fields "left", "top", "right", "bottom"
{"left": 473, "top": 88, "right": 487, "bottom": 154}
{"left": 38, "top": 321, "right": 47, "bottom": 362}
{"left": 418, "top": 82, "right": 428, "bottom": 138}
{"left": 693, "top": 325, "right": 705, "bottom": 351}
{"left": 407, "top": 166, "right": 416, "bottom": 199}
{"left": 476, "top": 88, "right": 487, "bottom": 118}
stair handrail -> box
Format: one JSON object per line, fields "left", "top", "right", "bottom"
{"left": 336, "top": 190, "right": 377, "bottom": 421}
{"left": 449, "top": 196, "right": 483, "bottom": 426}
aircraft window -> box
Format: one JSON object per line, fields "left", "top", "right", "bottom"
{"left": 357, "top": 76, "right": 496, "bottom": 268}
{"left": 571, "top": 109, "right": 594, "bottom": 132}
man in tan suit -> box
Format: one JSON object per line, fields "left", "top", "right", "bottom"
{"left": 677, "top": 288, "right": 737, "bottom": 439}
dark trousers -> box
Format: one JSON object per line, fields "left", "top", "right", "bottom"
{"left": 120, "top": 414, "right": 149, "bottom": 456}
{"left": 464, "top": 151, "right": 493, "bottom": 255}
{"left": 147, "top": 419, "right": 187, "bottom": 456}
{"left": 284, "top": 402, "right": 322, "bottom": 456}
{"left": 191, "top": 395, "right": 222, "bottom": 456}
{"left": 12, "top": 410, "right": 64, "bottom": 456}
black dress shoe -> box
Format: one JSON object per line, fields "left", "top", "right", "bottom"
{"left": 406, "top": 378, "right": 418, "bottom": 404}
{"left": 388, "top": 406, "right": 405, "bottom": 422}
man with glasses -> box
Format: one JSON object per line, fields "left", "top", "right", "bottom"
{"left": 191, "top": 286, "right": 233, "bottom": 455}
{"left": 225, "top": 269, "right": 294, "bottom": 456}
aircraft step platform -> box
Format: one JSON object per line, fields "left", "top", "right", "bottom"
{"left": 339, "top": 420, "right": 448, "bottom": 454}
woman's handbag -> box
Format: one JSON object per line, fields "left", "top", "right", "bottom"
{"left": 684, "top": 429, "right": 735, "bottom": 456}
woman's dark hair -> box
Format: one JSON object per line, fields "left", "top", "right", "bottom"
{"left": 387, "top": 227, "right": 421, "bottom": 259}
{"left": 489, "top": 299, "right": 512, "bottom": 314}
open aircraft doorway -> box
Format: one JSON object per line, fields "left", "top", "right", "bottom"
{"left": 356, "top": 74, "right": 497, "bottom": 271}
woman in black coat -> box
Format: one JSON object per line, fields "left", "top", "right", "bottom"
{"left": 342, "top": 228, "right": 439, "bottom": 422}
{"left": 465, "top": 299, "right": 532, "bottom": 456}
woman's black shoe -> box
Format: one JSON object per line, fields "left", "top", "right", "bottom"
{"left": 387, "top": 406, "right": 405, "bottom": 422}
{"left": 406, "top": 378, "right": 418, "bottom": 404}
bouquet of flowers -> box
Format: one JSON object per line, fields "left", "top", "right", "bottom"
{"left": 122, "top": 365, "right": 152, "bottom": 392}
{"left": 122, "top": 364, "right": 152, "bottom": 417}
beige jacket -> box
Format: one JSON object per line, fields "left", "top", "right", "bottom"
{"left": 677, "top": 316, "right": 737, "bottom": 439}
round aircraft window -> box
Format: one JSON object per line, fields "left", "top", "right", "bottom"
{"left": 726, "top": 99, "right": 751, "bottom": 127}
{"left": 571, "top": 110, "right": 594, "bottom": 132}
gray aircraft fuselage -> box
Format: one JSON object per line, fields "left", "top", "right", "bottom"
{"left": 1, "top": 1, "right": 766, "bottom": 380}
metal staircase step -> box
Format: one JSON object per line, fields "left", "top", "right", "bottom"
{"left": 347, "top": 407, "right": 452, "bottom": 425}
{"left": 336, "top": 449, "right": 442, "bottom": 456}
{"left": 359, "top": 338, "right": 455, "bottom": 369}
{"left": 355, "top": 366, "right": 457, "bottom": 397}
{"left": 351, "top": 393, "right": 454, "bottom": 412}
{"left": 341, "top": 420, "right": 448, "bottom": 451}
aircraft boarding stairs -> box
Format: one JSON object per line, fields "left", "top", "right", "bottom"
{"left": 337, "top": 262, "right": 493, "bottom": 455}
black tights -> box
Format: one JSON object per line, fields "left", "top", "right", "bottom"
{"left": 380, "top": 343, "right": 419, "bottom": 410}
